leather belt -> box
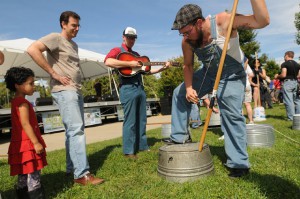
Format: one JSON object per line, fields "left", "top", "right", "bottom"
{"left": 284, "top": 79, "right": 296, "bottom": 82}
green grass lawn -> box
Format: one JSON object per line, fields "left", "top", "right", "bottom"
{"left": 1, "top": 104, "right": 299, "bottom": 198}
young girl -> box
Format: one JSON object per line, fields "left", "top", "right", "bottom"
{"left": 4, "top": 67, "right": 47, "bottom": 199}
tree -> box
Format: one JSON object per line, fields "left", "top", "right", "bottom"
{"left": 238, "top": 29, "right": 260, "bottom": 59}
{"left": 264, "top": 59, "right": 280, "bottom": 79}
{"left": 157, "top": 56, "right": 201, "bottom": 97}
{"left": 143, "top": 74, "right": 160, "bottom": 98}
{"left": 295, "top": 4, "right": 300, "bottom": 45}
{"left": 238, "top": 29, "right": 263, "bottom": 66}
{"left": 0, "top": 82, "right": 11, "bottom": 108}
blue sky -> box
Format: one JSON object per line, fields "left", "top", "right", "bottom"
{"left": 0, "top": 0, "right": 299, "bottom": 64}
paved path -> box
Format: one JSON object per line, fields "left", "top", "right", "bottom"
{"left": 0, "top": 115, "right": 171, "bottom": 157}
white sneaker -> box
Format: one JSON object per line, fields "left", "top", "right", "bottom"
{"left": 248, "top": 121, "right": 254, "bottom": 124}
{"left": 218, "top": 135, "right": 224, "bottom": 140}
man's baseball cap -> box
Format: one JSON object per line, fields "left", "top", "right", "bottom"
{"left": 123, "top": 27, "right": 137, "bottom": 38}
{"left": 172, "top": 4, "right": 204, "bottom": 30}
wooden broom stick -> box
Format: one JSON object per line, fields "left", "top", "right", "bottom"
{"left": 199, "top": 0, "right": 239, "bottom": 151}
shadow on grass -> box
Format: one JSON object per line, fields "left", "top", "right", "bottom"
{"left": 88, "top": 144, "right": 121, "bottom": 174}
{"left": 0, "top": 161, "right": 7, "bottom": 167}
{"left": 265, "top": 115, "right": 286, "bottom": 120}
{"left": 1, "top": 171, "right": 73, "bottom": 199}
{"left": 207, "top": 127, "right": 223, "bottom": 137}
{"left": 206, "top": 144, "right": 300, "bottom": 198}
{"left": 208, "top": 144, "right": 227, "bottom": 164}
{"left": 147, "top": 137, "right": 162, "bottom": 148}
{"left": 0, "top": 132, "right": 11, "bottom": 145}
{"left": 43, "top": 171, "right": 74, "bottom": 199}
{"left": 248, "top": 172, "right": 300, "bottom": 199}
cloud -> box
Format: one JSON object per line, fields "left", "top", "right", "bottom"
{"left": 0, "top": 33, "right": 14, "bottom": 40}
{"left": 256, "top": 0, "right": 300, "bottom": 61}
{"left": 78, "top": 40, "right": 183, "bottom": 62}
{"left": 259, "top": 1, "right": 298, "bottom": 36}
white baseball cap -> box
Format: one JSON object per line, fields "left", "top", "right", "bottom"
{"left": 123, "top": 27, "right": 137, "bottom": 38}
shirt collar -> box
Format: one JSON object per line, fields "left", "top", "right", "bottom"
{"left": 122, "top": 43, "right": 132, "bottom": 52}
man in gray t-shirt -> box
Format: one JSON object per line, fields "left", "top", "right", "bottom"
{"left": 28, "top": 11, "right": 104, "bottom": 186}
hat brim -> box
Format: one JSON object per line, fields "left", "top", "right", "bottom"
{"left": 124, "top": 34, "right": 137, "bottom": 38}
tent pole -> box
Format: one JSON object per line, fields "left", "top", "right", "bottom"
{"left": 111, "top": 73, "right": 119, "bottom": 99}
{"left": 108, "top": 68, "right": 112, "bottom": 95}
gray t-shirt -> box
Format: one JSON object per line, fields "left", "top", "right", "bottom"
{"left": 39, "top": 33, "right": 81, "bottom": 92}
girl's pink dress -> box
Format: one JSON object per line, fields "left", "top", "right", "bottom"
{"left": 8, "top": 97, "right": 47, "bottom": 176}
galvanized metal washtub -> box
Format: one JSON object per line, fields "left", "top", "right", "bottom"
{"left": 157, "top": 143, "right": 214, "bottom": 183}
{"left": 208, "top": 111, "right": 221, "bottom": 127}
{"left": 246, "top": 124, "right": 275, "bottom": 147}
{"left": 292, "top": 114, "right": 300, "bottom": 130}
{"left": 161, "top": 124, "right": 171, "bottom": 138}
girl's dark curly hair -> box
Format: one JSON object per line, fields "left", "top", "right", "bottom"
{"left": 4, "top": 67, "right": 35, "bottom": 92}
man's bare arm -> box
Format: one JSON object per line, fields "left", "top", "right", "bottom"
{"left": 27, "top": 41, "right": 70, "bottom": 85}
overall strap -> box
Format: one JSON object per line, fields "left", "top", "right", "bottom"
{"left": 210, "top": 15, "right": 217, "bottom": 40}
{"left": 118, "top": 46, "right": 142, "bottom": 84}
{"left": 120, "top": 46, "right": 126, "bottom": 53}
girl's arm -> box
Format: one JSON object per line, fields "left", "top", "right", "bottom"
{"left": 18, "top": 103, "right": 44, "bottom": 154}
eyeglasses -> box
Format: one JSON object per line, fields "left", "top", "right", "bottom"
{"left": 179, "top": 24, "right": 195, "bottom": 37}
{"left": 126, "top": 36, "right": 137, "bottom": 40}
{"left": 71, "top": 24, "right": 80, "bottom": 28}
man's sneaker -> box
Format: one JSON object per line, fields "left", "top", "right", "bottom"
{"left": 162, "top": 137, "right": 192, "bottom": 145}
{"left": 228, "top": 168, "right": 250, "bottom": 178}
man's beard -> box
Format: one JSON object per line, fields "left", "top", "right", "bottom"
{"left": 187, "top": 29, "right": 203, "bottom": 48}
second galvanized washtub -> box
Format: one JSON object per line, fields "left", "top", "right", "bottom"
{"left": 246, "top": 124, "right": 275, "bottom": 147}
{"left": 292, "top": 114, "right": 300, "bottom": 130}
{"left": 161, "top": 124, "right": 171, "bottom": 138}
{"left": 208, "top": 111, "right": 221, "bottom": 127}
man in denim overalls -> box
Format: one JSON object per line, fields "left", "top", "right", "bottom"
{"left": 163, "top": 2, "right": 270, "bottom": 177}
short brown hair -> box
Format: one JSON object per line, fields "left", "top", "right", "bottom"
{"left": 60, "top": 11, "right": 80, "bottom": 28}
{"left": 285, "top": 51, "right": 294, "bottom": 59}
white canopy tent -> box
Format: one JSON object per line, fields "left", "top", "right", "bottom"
{"left": 0, "top": 38, "right": 109, "bottom": 80}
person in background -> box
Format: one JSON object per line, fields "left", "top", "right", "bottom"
{"left": 164, "top": 1, "right": 269, "bottom": 178}
{"left": 275, "top": 51, "right": 300, "bottom": 121}
{"left": 269, "top": 78, "right": 276, "bottom": 102}
{"left": 261, "top": 75, "right": 273, "bottom": 109}
{"left": 0, "top": 50, "right": 4, "bottom": 65}
{"left": 4, "top": 67, "right": 47, "bottom": 198}
{"left": 272, "top": 78, "right": 282, "bottom": 103}
{"left": 251, "top": 58, "right": 267, "bottom": 108}
{"left": 104, "top": 27, "right": 170, "bottom": 159}
{"left": 244, "top": 58, "right": 254, "bottom": 124}
{"left": 27, "top": 11, "right": 104, "bottom": 186}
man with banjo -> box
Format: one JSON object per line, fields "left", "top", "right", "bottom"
{"left": 163, "top": 1, "right": 270, "bottom": 178}
{"left": 104, "top": 27, "right": 171, "bottom": 159}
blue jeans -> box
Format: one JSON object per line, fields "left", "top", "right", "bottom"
{"left": 52, "top": 90, "right": 90, "bottom": 179}
{"left": 170, "top": 67, "right": 249, "bottom": 169}
{"left": 119, "top": 84, "right": 148, "bottom": 154}
{"left": 190, "top": 104, "right": 202, "bottom": 128}
{"left": 282, "top": 80, "right": 300, "bottom": 120}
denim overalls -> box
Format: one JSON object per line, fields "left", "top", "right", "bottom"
{"left": 170, "top": 16, "right": 249, "bottom": 169}
{"left": 118, "top": 47, "right": 149, "bottom": 155}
